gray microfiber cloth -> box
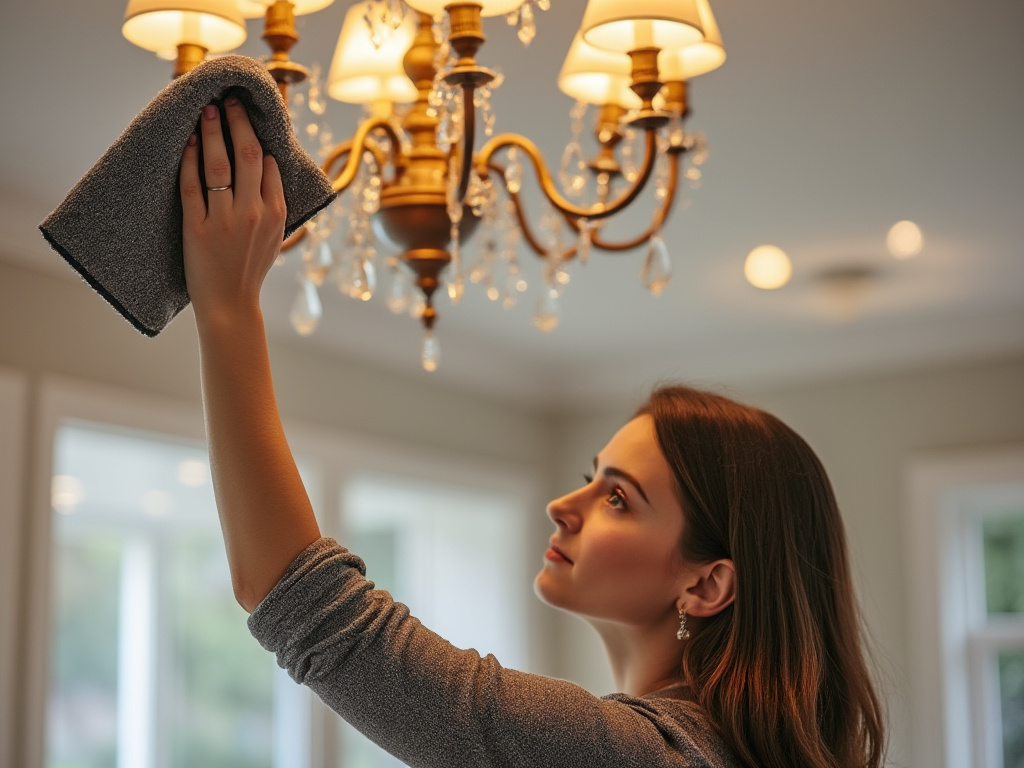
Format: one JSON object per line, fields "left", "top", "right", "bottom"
{"left": 39, "top": 55, "right": 336, "bottom": 336}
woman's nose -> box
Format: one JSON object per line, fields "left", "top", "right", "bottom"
{"left": 546, "top": 487, "right": 585, "bottom": 532}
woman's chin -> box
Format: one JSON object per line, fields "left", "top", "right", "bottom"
{"left": 533, "top": 569, "right": 568, "bottom": 610}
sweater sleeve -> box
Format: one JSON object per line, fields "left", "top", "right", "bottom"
{"left": 247, "top": 537, "right": 735, "bottom": 768}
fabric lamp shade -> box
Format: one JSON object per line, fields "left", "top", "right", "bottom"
{"left": 237, "top": 0, "right": 335, "bottom": 20}
{"left": 558, "top": 32, "right": 639, "bottom": 108}
{"left": 403, "top": 0, "right": 525, "bottom": 18}
{"left": 658, "top": 0, "right": 725, "bottom": 79}
{"left": 328, "top": 4, "right": 418, "bottom": 105}
{"left": 122, "top": 0, "right": 246, "bottom": 53}
{"left": 581, "top": 0, "right": 704, "bottom": 54}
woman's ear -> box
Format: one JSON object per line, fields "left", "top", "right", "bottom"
{"left": 679, "top": 559, "right": 736, "bottom": 618}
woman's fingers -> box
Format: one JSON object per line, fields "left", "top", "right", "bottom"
{"left": 200, "top": 103, "right": 234, "bottom": 212}
{"left": 261, "top": 155, "right": 285, "bottom": 220}
{"left": 223, "top": 97, "right": 264, "bottom": 207}
{"left": 180, "top": 134, "right": 206, "bottom": 224}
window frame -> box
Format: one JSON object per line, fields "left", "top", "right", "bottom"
{"left": 904, "top": 445, "right": 1024, "bottom": 768}
{"left": 0, "top": 366, "right": 28, "bottom": 768}
{"left": 22, "top": 376, "right": 541, "bottom": 768}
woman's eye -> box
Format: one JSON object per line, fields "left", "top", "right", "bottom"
{"left": 582, "top": 473, "right": 593, "bottom": 484}
{"left": 607, "top": 488, "right": 628, "bottom": 509}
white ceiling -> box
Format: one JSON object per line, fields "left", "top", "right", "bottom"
{"left": 2, "top": 0, "right": 1023, "bottom": 408}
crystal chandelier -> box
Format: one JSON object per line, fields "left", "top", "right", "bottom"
{"left": 122, "top": 0, "right": 725, "bottom": 370}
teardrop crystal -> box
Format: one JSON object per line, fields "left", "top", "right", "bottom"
{"left": 421, "top": 330, "right": 441, "bottom": 372}
{"left": 640, "top": 234, "right": 672, "bottom": 296}
{"left": 517, "top": 2, "right": 536, "bottom": 45}
{"left": 504, "top": 147, "right": 523, "bottom": 194}
{"left": 387, "top": 265, "right": 412, "bottom": 314}
{"left": 501, "top": 272, "right": 519, "bottom": 309}
{"left": 447, "top": 269, "right": 465, "bottom": 304}
{"left": 289, "top": 280, "right": 322, "bottom": 336}
{"left": 575, "top": 223, "right": 592, "bottom": 266}
{"left": 532, "top": 288, "right": 561, "bottom": 333}
{"left": 303, "top": 238, "right": 333, "bottom": 287}
{"left": 559, "top": 141, "right": 587, "bottom": 199}
{"left": 338, "top": 257, "right": 376, "bottom": 301}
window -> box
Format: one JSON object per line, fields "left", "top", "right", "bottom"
{"left": 905, "top": 447, "right": 1024, "bottom": 768}
{"left": 45, "top": 420, "right": 313, "bottom": 768}
{"left": 31, "top": 381, "right": 538, "bottom": 768}
{"left": 337, "top": 474, "right": 529, "bottom": 768}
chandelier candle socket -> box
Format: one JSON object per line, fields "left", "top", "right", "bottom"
{"left": 121, "top": 0, "right": 727, "bottom": 369}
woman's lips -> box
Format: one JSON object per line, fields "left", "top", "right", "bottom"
{"left": 545, "top": 544, "right": 573, "bottom": 564}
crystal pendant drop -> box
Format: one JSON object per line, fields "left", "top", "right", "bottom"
{"left": 421, "top": 329, "right": 440, "bottom": 372}
{"left": 386, "top": 265, "right": 412, "bottom": 314}
{"left": 501, "top": 271, "right": 519, "bottom": 309}
{"left": 517, "top": 2, "right": 536, "bottom": 46}
{"left": 289, "top": 280, "right": 322, "bottom": 336}
{"left": 532, "top": 287, "right": 561, "bottom": 333}
{"left": 340, "top": 258, "right": 376, "bottom": 301}
{"left": 559, "top": 141, "right": 587, "bottom": 198}
{"left": 640, "top": 234, "right": 672, "bottom": 296}
{"left": 448, "top": 222, "right": 463, "bottom": 305}
{"left": 447, "top": 269, "right": 465, "bottom": 304}
{"left": 446, "top": 157, "right": 463, "bottom": 224}
{"left": 504, "top": 147, "right": 523, "bottom": 194}
{"left": 576, "top": 222, "right": 592, "bottom": 266}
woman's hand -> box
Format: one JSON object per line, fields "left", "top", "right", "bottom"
{"left": 179, "top": 98, "right": 287, "bottom": 323}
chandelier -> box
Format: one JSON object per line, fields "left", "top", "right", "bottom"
{"left": 122, "top": 0, "right": 725, "bottom": 370}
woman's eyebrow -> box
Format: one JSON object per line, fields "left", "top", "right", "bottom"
{"left": 592, "top": 456, "right": 651, "bottom": 505}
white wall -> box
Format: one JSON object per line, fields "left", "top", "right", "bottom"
{"left": 548, "top": 353, "right": 1024, "bottom": 767}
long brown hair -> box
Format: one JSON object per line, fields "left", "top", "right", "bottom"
{"left": 636, "top": 386, "right": 885, "bottom": 768}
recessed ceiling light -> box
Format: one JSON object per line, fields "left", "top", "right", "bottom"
{"left": 887, "top": 220, "right": 923, "bottom": 258}
{"left": 744, "top": 245, "right": 792, "bottom": 290}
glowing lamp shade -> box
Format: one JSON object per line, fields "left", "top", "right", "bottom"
{"left": 558, "top": 33, "right": 639, "bottom": 108}
{"left": 327, "top": 4, "right": 418, "bottom": 105}
{"left": 658, "top": 0, "right": 725, "bottom": 80}
{"left": 744, "top": 245, "right": 792, "bottom": 290}
{"left": 237, "top": 0, "right": 335, "bottom": 19}
{"left": 581, "top": 0, "right": 704, "bottom": 55}
{"left": 122, "top": 0, "right": 246, "bottom": 53}
{"left": 404, "top": 0, "right": 525, "bottom": 18}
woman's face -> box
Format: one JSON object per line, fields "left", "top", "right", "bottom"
{"left": 534, "top": 415, "right": 687, "bottom": 627}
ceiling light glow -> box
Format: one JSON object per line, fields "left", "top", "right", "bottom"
{"left": 887, "top": 220, "right": 923, "bottom": 258}
{"left": 744, "top": 245, "right": 792, "bottom": 290}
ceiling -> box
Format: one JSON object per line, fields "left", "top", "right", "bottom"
{"left": 2, "top": 0, "right": 1022, "bottom": 409}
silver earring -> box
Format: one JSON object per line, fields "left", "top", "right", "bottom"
{"left": 676, "top": 608, "right": 690, "bottom": 641}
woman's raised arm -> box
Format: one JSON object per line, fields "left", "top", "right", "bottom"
{"left": 180, "top": 98, "right": 321, "bottom": 612}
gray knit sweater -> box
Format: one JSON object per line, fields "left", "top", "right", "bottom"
{"left": 248, "top": 537, "right": 741, "bottom": 768}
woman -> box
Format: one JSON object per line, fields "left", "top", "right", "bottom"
{"left": 180, "top": 99, "right": 886, "bottom": 768}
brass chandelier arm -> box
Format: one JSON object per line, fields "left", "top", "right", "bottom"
{"left": 455, "top": 85, "right": 478, "bottom": 203}
{"left": 280, "top": 119, "right": 405, "bottom": 252}
{"left": 475, "top": 128, "right": 658, "bottom": 220}
{"left": 329, "top": 117, "right": 405, "bottom": 193}
{"left": 580, "top": 150, "right": 682, "bottom": 252}
{"left": 321, "top": 137, "right": 390, "bottom": 182}
{"left": 487, "top": 147, "right": 679, "bottom": 260}
{"left": 488, "top": 163, "right": 567, "bottom": 259}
